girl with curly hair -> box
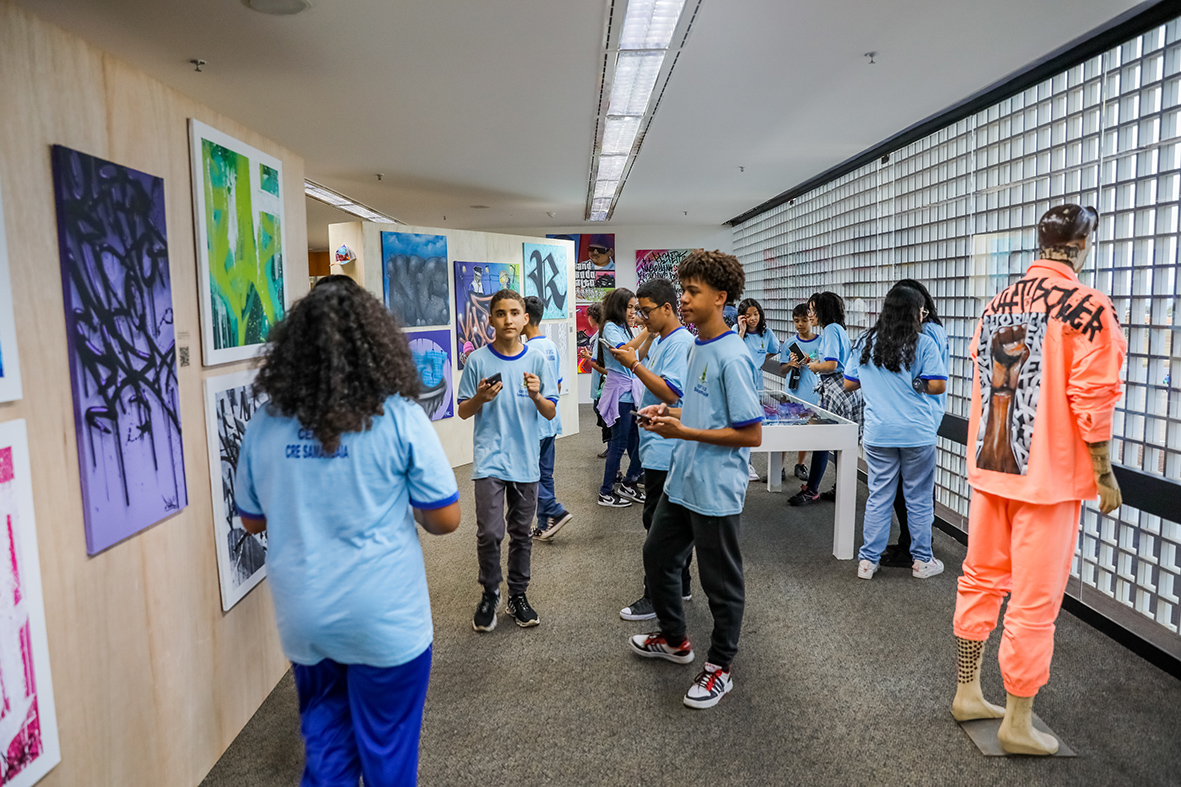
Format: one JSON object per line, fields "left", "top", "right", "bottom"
{"left": 842, "top": 285, "right": 947, "bottom": 580}
{"left": 235, "top": 275, "right": 460, "bottom": 787}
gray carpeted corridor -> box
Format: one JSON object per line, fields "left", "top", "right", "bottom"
{"left": 201, "top": 406, "right": 1181, "bottom": 787}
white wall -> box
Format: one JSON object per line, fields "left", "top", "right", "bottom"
{"left": 493, "top": 224, "right": 733, "bottom": 402}
{"left": 328, "top": 222, "right": 580, "bottom": 467}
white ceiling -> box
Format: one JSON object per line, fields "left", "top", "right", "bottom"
{"left": 17, "top": 0, "right": 1148, "bottom": 241}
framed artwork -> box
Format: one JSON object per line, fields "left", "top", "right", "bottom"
{"left": 575, "top": 305, "right": 593, "bottom": 374}
{"left": 637, "top": 248, "right": 696, "bottom": 334}
{"left": 51, "top": 146, "right": 188, "bottom": 555}
{"left": 0, "top": 419, "right": 62, "bottom": 787}
{"left": 0, "top": 187, "right": 21, "bottom": 403}
{"left": 523, "top": 242, "right": 568, "bottom": 320}
{"left": 406, "top": 329, "right": 454, "bottom": 420}
{"left": 381, "top": 232, "right": 450, "bottom": 327}
{"left": 454, "top": 261, "right": 519, "bottom": 370}
{"left": 550, "top": 233, "right": 614, "bottom": 372}
{"left": 204, "top": 370, "right": 268, "bottom": 611}
{"left": 189, "top": 119, "right": 288, "bottom": 366}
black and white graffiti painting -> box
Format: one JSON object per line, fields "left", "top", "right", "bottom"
{"left": 523, "top": 242, "right": 568, "bottom": 320}
{"left": 204, "top": 370, "right": 268, "bottom": 610}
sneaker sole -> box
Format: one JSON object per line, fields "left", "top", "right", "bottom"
{"left": 598, "top": 498, "right": 632, "bottom": 507}
{"left": 619, "top": 608, "right": 657, "bottom": 621}
{"left": 913, "top": 568, "right": 945, "bottom": 579}
{"left": 537, "top": 513, "right": 573, "bottom": 541}
{"left": 683, "top": 682, "right": 732, "bottom": 709}
{"left": 629, "top": 639, "right": 695, "bottom": 664}
{"left": 511, "top": 616, "right": 540, "bottom": 628}
{"left": 472, "top": 614, "right": 498, "bottom": 633}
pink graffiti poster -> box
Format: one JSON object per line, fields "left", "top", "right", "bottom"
{"left": 0, "top": 420, "right": 59, "bottom": 787}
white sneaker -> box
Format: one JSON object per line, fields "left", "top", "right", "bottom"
{"left": 912, "top": 557, "right": 945, "bottom": 579}
{"left": 683, "top": 662, "right": 733, "bottom": 709}
{"left": 857, "top": 559, "right": 879, "bottom": 580}
{"left": 747, "top": 463, "right": 760, "bottom": 481}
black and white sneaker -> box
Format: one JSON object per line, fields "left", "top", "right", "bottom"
{"left": 617, "top": 481, "right": 646, "bottom": 504}
{"left": 598, "top": 492, "right": 632, "bottom": 508}
{"left": 530, "top": 526, "right": 546, "bottom": 540}
{"left": 472, "top": 590, "right": 499, "bottom": 632}
{"left": 620, "top": 595, "right": 657, "bottom": 621}
{"left": 794, "top": 463, "right": 810, "bottom": 482}
{"left": 505, "top": 593, "right": 540, "bottom": 627}
{"left": 536, "top": 510, "right": 573, "bottom": 541}
{"left": 629, "top": 632, "right": 695, "bottom": 664}
{"left": 683, "top": 662, "right": 733, "bottom": 709}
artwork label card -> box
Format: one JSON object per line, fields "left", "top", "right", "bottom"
{"left": 0, "top": 187, "right": 22, "bottom": 403}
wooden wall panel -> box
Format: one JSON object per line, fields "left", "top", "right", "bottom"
{"left": 0, "top": 3, "right": 305, "bottom": 785}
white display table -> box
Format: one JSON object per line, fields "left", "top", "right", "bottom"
{"left": 757, "top": 390, "right": 859, "bottom": 560}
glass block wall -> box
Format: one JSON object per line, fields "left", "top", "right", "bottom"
{"left": 734, "top": 18, "right": 1181, "bottom": 654}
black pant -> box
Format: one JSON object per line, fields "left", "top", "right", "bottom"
{"left": 644, "top": 493, "right": 744, "bottom": 668}
{"left": 641, "top": 469, "right": 691, "bottom": 597}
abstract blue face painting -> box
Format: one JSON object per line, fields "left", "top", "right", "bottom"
{"left": 406, "top": 329, "right": 454, "bottom": 420}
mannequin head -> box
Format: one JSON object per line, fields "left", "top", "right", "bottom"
{"left": 1037, "top": 204, "right": 1099, "bottom": 273}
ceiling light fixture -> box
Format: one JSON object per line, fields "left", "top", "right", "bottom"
{"left": 242, "top": 0, "right": 312, "bottom": 16}
{"left": 585, "top": 0, "right": 701, "bottom": 222}
{"left": 305, "top": 179, "right": 401, "bottom": 224}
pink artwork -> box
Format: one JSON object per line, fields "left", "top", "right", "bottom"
{"left": 0, "top": 421, "right": 59, "bottom": 787}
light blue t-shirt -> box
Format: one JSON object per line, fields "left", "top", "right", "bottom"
{"left": 780, "top": 332, "right": 822, "bottom": 406}
{"left": 235, "top": 395, "right": 459, "bottom": 668}
{"left": 457, "top": 343, "right": 557, "bottom": 482}
{"left": 637, "top": 326, "right": 693, "bottom": 472}
{"left": 588, "top": 330, "right": 603, "bottom": 398}
{"left": 844, "top": 332, "right": 948, "bottom": 447}
{"left": 602, "top": 321, "right": 636, "bottom": 403}
{"left": 742, "top": 328, "right": 780, "bottom": 390}
{"left": 665, "top": 331, "right": 764, "bottom": 516}
{"left": 922, "top": 321, "right": 950, "bottom": 411}
{"left": 527, "top": 334, "right": 563, "bottom": 439}
{"left": 818, "top": 322, "right": 853, "bottom": 376}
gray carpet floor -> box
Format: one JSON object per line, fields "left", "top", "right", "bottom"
{"left": 201, "top": 405, "right": 1181, "bottom": 787}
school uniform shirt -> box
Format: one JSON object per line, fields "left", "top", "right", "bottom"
{"left": 844, "top": 333, "right": 948, "bottom": 447}
{"left": 235, "top": 394, "right": 459, "bottom": 668}
{"left": 742, "top": 327, "right": 780, "bottom": 390}
{"left": 602, "top": 321, "right": 636, "bottom": 403}
{"left": 818, "top": 322, "right": 853, "bottom": 376}
{"left": 457, "top": 343, "right": 558, "bottom": 483}
{"left": 526, "top": 334, "right": 563, "bottom": 439}
{"left": 637, "top": 326, "right": 694, "bottom": 472}
{"left": 922, "top": 320, "right": 951, "bottom": 411}
{"left": 665, "top": 331, "right": 764, "bottom": 516}
{"left": 780, "top": 332, "right": 822, "bottom": 406}
{"left": 588, "top": 330, "right": 603, "bottom": 398}
{"left": 967, "top": 258, "right": 1126, "bottom": 503}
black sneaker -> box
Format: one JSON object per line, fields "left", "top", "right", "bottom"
{"left": 598, "top": 492, "right": 632, "bottom": 508}
{"left": 505, "top": 593, "right": 540, "bottom": 627}
{"left": 530, "top": 526, "right": 546, "bottom": 540}
{"left": 880, "top": 544, "right": 913, "bottom": 567}
{"left": 620, "top": 595, "right": 656, "bottom": 621}
{"left": 617, "top": 481, "right": 646, "bottom": 503}
{"left": 472, "top": 590, "right": 499, "bottom": 632}
{"left": 537, "top": 510, "right": 573, "bottom": 541}
{"left": 788, "top": 487, "right": 820, "bottom": 506}
{"left": 819, "top": 486, "right": 837, "bottom": 501}
{"left": 794, "top": 463, "right": 810, "bottom": 482}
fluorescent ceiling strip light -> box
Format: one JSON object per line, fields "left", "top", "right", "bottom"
{"left": 618, "top": 0, "right": 687, "bottom": 50}
{"left": 607, "top": 51, "right": 664, "bottom": 116}
{"left": 597, "top": 155, "right": 627, "bottom": 181}
{"left": 305, "top": 179, "right": 402, "bottom": 224}
{"left": 601, "top": 116, "right": 642, "bottom": 156}
{"left": 594, "top": 179, "right": 620, "bottom": 200}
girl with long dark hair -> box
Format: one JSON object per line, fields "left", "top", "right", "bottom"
{"left": 842, "top": 286, "right": 947, "bottom": 580}
{"left": 596, "top": 287, "right": 646, "bottom": 507}
{"left": 736, "top": 297, "right": 779, "bottom": 480}
{"left": 880, "top": 279, "right": 950, "bottom": 568}
{"left": 788, "top": 291, "right": 863, "bottom": 505}
{"left": 235, "top": 276, "right": 460, "bottom": 786}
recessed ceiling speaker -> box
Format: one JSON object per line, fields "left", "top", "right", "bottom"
{"left": 242, "top": 0, "right": 312, "bottom": 16}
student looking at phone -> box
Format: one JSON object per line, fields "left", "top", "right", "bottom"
{"left": 457, "top": 290, "right": 558, "bottom": 633}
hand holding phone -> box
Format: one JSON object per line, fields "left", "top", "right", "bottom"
{"left": 634, "top": 412, "right": 653, "bottom": 426}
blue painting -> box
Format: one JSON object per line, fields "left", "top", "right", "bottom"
{"left": 523, "top": 242, "right": 568, "bottom": 320}
{"left": 382, "top": 232, "right": 450, "bottom": 327}
{"left": 406, "top": 329, "right": 453, "bottom": 421}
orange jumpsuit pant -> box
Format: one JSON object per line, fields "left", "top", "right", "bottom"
{"left": 952, "top": 489, "right": 1081, "bottom": 697}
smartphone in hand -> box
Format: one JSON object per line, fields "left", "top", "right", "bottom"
{"left": 483, "top": 372, "right": 502, "bottom": 387}
{"left": 634, "top": 412, "right": 653, "bottom": 426}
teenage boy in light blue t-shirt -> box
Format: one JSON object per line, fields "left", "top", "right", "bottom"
{"left": 522, "top": 296, "right": 573, "bottom": 542}
{"left": 630, "top": 251, "right": 763, "bottom": 711}
{"left": 607, "top": 278, "right": 694, "bottom": 622}
{"left": 457, "top": 290, "right": 558, "bottom": 632}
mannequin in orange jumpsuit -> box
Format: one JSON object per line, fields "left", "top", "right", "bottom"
{"left": 951, "top": 204, "right": 1126, "bottom": 755}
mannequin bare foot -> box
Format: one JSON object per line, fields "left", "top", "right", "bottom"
{"left": 952, "top": 636, "right": 1005, "bottom": 721}
{"left": 997, "top": 692, "right": 1059, "bottom": 755}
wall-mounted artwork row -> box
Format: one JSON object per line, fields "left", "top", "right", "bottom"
{"left": 381, "top": 232, "right": 450, "bottom": 327}
{"left": 406, "top": 329, "right": 454, "bottom": 421}
{"left": 523, "top": 242, "right": 568, "bottom": 320}
{"left": 204, "top": 370, "right": 268, "bottom": 611}
{"left": 0, "top": 188, "right": 22, "bottom": 403}
{"left": 51, "top": 145, "right": 188, "bottom": 555}
{"left": 0, "top": 419, "right": 62, "bottom": 787}
{"left": 549, "top": 233, "right": 614, "bottom": 373}
{"left": 454, "top": 261, "right": 519, "bottom": 370}
{"left": 189, "top": 119, "right": 288, "bottom": 366}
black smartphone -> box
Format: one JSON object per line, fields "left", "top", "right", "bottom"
{"left": 634, "top": 412, "right": 653, "bottom": 426}
{"left": 788, "top": 342, "right": 806, "bottom": 361}
{"left": 483, "top": 372, "right": 502, "bottom": 387}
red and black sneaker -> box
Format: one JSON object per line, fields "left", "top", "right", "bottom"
{"left": 683, "top": 662, "right": 733, "bottom": 709}
{"left": 788, "top": 485, "right": 820, "bottom": 506}
{"left": 629, "top": 632, "right": 695, "bottom": 664}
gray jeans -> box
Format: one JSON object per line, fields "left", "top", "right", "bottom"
{"left": 475, "top": 477, "right": 538, "bottom": 595}
{"left": 644, "top": 493, "right": 744, "bottom": 667}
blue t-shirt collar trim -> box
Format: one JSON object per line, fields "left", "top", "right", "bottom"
{"left": 694, "top": 331, "right": 731, "bottom": 346}
{"left": 489, "top": 344, "right": 528, "bottom": 361}
{"left": 659, "top": 326, "right": 688, "bottom": 344}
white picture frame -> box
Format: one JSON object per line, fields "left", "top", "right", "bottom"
{"left": 189, "top": 119, "right": 289, "bottom": 367}
{"left": 203, "top": 370, "right": 268, "bottom": 611}
{"left": 0, "top": 187, "right": 23, "bottom": 403}
{"left": 0, "top": 419, "right": 60, "bottom": 787}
